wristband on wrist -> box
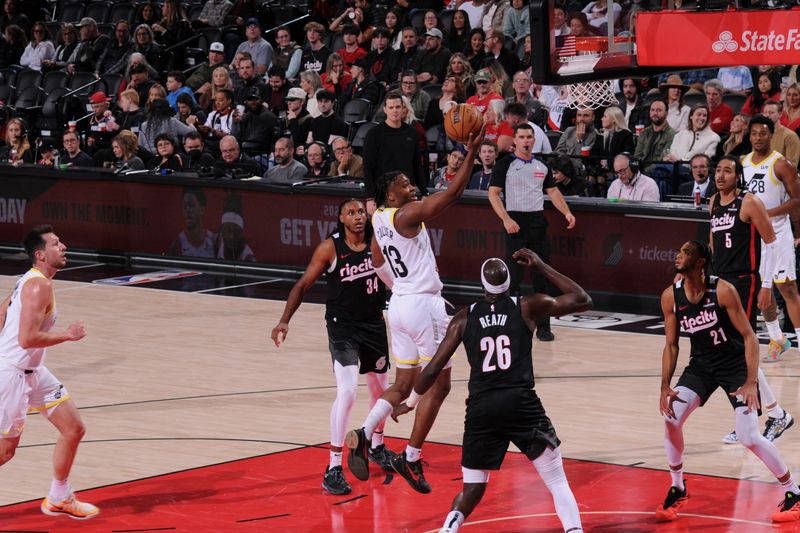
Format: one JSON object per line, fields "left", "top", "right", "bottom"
{"left": 406, "top": 389, "right": 422, "bottom": 408}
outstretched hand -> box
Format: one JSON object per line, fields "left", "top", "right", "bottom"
{"left": 391, "top": 402, "right": 413, "bottom": 422}
{"left": 730, "top": 380, "right": 760, "bottom": 414}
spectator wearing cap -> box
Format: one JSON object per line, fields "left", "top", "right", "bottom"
{"left": 232, "top": 86, "right": 277, "bottom": 155}
{"left": 193, "top": 0, "right": 233, "bottom": 29}
{"left": 337, "top": 24, "right": 367, "bottom": 72}
{"left": 235, "top": 18, "right": 273, "bottom": 76}
{"left": 61, "top": 130, "right": 93, "bottom": 167}
{"left": 320, "top": 53, "right": 352, "bottom": 98}
{"left": 233, "top": 56, "right": 268, "bottom": 104}
{"left": 365, "top": 26, "right": 398, "bottom": 86}
{"left": 67, "top": 17, "right": 110, "bottom": 74}
{"left": 704, "top": 78, "right": 733, "bottom": 135}
{"left": 273, "top": 26, "right": 302, "bottom": 81}
{"left": 96, "top": 20, "right": 132, "bottom": 77}
{"left": 329, "top": 136, "right": 363, "bottom": 178}
{"left": 264, "top": 137, "right": 308, "bottom": 184}
{"left": 466, "top": 68, "right": 503, "bottom": 115}
{"left": 85, "top": 91, "right": 118, "bottom": 153}
{"left": 307, "top": 90, "right": 349, "bottom": 145}
{"left": 265, "top": 65, "right": 289, "bottom": 113}
{"left": 186, "top": 42, "right": 229, "bottom": 107}
{"left": 215, "top": 135, "right": 262, "bottom": 178}
{"left": 659, "top": 74, "right": 690, "bottom": 131}
{"left": 339, "top": 57, "right": 382, "bottom": 110}
{"left": 285, "top": 87, "right": 312, "bottom": 150}
{"left": 36, "top": 140, "right": 59, "bottom": 167}
{"left": 128, "top": 63, "right": 156, "bottom": 109}
{"left": 484, "top": 27, "right": 518, "bottom": 79}
{"left": 301, "top": 21, "right": 332, "bottom": 74}
{"left": 412, "top": 28, "right": 451, "bottom": 85}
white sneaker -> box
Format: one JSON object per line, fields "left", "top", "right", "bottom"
{"left": 41, "top": 493, "right": 100, "bottom": 520}
{"left": 722, "top": 431, "right": 739, "bottom": 444}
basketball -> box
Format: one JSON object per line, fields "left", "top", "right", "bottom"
{"left": 444, "top": 103, "right": 484, "bottom": 144}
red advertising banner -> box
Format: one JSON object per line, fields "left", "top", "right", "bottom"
{"left": 0, "top": 174, "right": 708, "bottom": 299}
{"left": 637, "top": 9, "right": 800, "bottom": 66}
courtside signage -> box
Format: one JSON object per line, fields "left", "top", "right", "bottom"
{"left": 93, "top": 270, "right": 203, "bottom": 286}
{"left": 637, "top": 10, "right": 800, "bottom": 66}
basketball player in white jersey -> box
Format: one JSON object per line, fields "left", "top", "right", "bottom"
{"left": 346, "top": 126, "right": 485, "bottom": 494}
{"left": 742, "top": 115, "right": 800, "bottom": 364}
{"left": 0, "top": 225, "right": 98, "bottom": 519}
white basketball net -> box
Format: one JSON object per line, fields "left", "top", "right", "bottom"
{"left": 565, "top": 80, "right": 618, "bottom": 110}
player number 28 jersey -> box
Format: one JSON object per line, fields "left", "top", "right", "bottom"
{"left": 371, "top": 207, "right": 443, "bottom": 296}
{"left": 742, "top": 150, "right": 789, "bottom": 234}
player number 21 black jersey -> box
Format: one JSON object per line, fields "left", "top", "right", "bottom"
{"left": 673, "top": 276, "right": 744, "bottom": 367}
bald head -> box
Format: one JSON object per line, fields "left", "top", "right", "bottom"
{"left": 481, "top": 258, "right": 509, "bottom": 295}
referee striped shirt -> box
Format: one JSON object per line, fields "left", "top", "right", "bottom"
{"left": 489, "top": 154, "right": 555, "bottom": 212}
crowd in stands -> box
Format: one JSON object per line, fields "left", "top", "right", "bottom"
{"left": 0, "top": 0, "right": 798, "bottom": 201}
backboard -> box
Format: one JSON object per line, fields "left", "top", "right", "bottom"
{"left": 529, "top": 0, "right": 692, "bottom": 85}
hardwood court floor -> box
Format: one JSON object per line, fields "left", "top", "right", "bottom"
{"left": 1, "top": 271, "right": 800, "bottom": 531}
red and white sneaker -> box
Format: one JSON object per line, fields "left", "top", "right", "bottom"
{"left": 41, "top": 493, "right": 100, "bottom": 520}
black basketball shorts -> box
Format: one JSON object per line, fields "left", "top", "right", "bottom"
{"left": 327, "top": 318, "right": 390, "bottom": 375}
{"left": 676, "top": 356, "right": 758, "bottom": 413}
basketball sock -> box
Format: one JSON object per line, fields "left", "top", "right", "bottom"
{"left": 669, "top": 467, "right": 684, "bottom": 491}
{"left": 49, "top": 478, "right": 71, "bottom": 502}
{"left": 331, "top": 362, "right": 359, "bottom": 448}
{"left": 735, "top": 406, "right": 789, "bottom": 478}
{"left": 371, "top": 430, "right": 384, "bottom": 449}
{"left": 441, "top": 510, "right": 465, "bottom": 532}
{"left": 405, "top": 445, "right": 422, "bottom": 463}
{"left": 781, "top": 476, "right": 800, "bottom": 495}
{"left": 330, "top": 451, "right": 343, "bottom": 469}
{"left": 532, "top": 447, "right": 582, "bottom": 532}
{"left": 362, "top": 399, "right": 393, "bottom": 440}
{"left": 758, "top": 368, "right": 784, "bottom": 418}
{"left": 766, "top": 320, "right": 784, "bottom": 342}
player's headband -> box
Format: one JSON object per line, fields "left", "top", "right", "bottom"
{"left": 221, "top": 212, "right": 244, "bottom": 228}
{"left": 481, "top": 258, "right": 510, "bottom": 294}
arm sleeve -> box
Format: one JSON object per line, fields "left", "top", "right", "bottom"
{"left": 760, "top": 240, "right": 778, "bottom": 288}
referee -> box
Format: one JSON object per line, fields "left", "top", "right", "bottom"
{"left": 488, "top": 123, "right": 576, "bottom": 341}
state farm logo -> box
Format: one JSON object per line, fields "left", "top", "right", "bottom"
{"left": 712, "top": 29, "right": 800, "bottom": 53}
{"left": 712, "top": 31, "right": 738, "bottom": 53}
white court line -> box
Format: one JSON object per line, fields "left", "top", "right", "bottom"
{"left": 60, "top": 262, "right": 104, "bottom": 271}
{"left": 422, "top": 510, "right": 774, "bottom": 532}
{"left": 192, "top": 279, "right": 282, "bottom": 294}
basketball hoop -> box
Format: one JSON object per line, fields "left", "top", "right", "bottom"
{"left": 565, "top": 79, "right": 618, "bottom": 110}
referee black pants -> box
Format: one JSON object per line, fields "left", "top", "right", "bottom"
{"left": 505, "top": 211, "right": 551, "bottom": 330}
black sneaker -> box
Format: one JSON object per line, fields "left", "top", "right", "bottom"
{"left": 368, "top": 444, "right": 398, "bottom": 472}
{"left": 536, "top": 328, "right": 555, "bottom": 342}
{"left": 390, "top": 452, "right": 431, "bottom": 494}
{"left": 345, "top": 428, "right": 370, "bottom": 481}
{"left": 655, "top": 482, "right": 688, "bottom": 521}
{"left": 764, "top": 411, "right": 795, "bottom": 442}
{"left": 322, "top": 465, "right": 352, "bottom": 495}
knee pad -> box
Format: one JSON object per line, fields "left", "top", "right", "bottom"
{"left": 462, "top": 466, "right": 490, "bottom": 484}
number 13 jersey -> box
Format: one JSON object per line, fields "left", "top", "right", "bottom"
{"left": 743, "top": 150, "right": 789, "bottom": 234}
{"left": 372, "top": 207, "right": 443, "bottom": 296}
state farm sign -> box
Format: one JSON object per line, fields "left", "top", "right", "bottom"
{"left": 637, "top": 10, "right": 800, "bottom": 66}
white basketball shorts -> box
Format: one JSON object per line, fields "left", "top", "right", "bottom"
{"left": 387, "top": 293, "right": 452, "bottom": 369}
{"left": 0, "top": 364, "right": 70, "bottom": 438}
{"left": 760, "top": 229, "right": 797, "bottom": 284}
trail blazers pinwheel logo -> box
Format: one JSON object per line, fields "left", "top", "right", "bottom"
{"left": 712, "top": 31, "right": 739, "bottom": 53}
